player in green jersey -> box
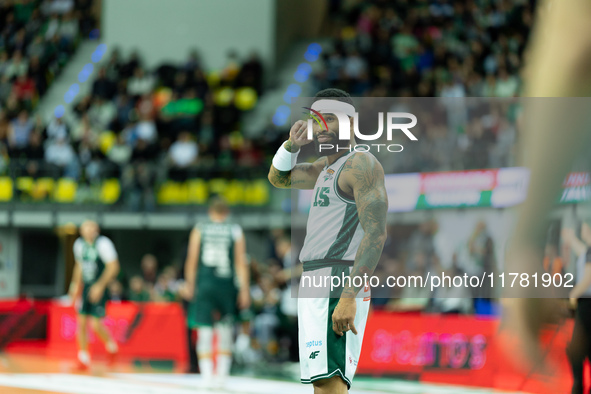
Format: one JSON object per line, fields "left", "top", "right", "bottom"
{"left": 182, "top": 198, "right": 250, "bottom": 389}
{"left": 68, "top": 220, "right": 120, "bottom": 371}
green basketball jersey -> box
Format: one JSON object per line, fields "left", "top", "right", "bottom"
{"left": 73, "top": 236, "right": 118, "bottom": 285}
{"left": 196, "top": 219, "right": 243, "bottom": 285}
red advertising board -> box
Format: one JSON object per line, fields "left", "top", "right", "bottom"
{"left": 358, "top": 311, "right": 574, "bottom": 393}
{"left": 47, "top": 302, "right": 187, "bottom": 362}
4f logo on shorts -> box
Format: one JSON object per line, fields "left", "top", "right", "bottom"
{"left": 309, "top": 351, "right": 320, "bottom": 359}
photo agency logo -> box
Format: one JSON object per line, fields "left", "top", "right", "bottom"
{"left": 304, "top": 99, "right": 418, "bottom": 154}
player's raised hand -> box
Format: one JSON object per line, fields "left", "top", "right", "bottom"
{"left": 287, "top": 120, "right": 312, "bottom": 151}
{"left": 332, "top": 298, "right": 358, "bottom": 337}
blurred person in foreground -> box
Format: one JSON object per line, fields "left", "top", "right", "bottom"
{"left": 562, "top": 223, "right": 591, "bottom": 394}
{"left": 268, "top": 89, "right": 388, "bottom": 393}
{"left": 68, "top": 220, "right": 120, "bottom": 371}
{"left": 504, "top": 0, "right": 591, "bottom": 380}
{"left": 181, "top": 197, "right": 250, "bottom": 389}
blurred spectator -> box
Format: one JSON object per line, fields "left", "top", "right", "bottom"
{"left": 152, "top": 266, "right": 180, "bottom": 302}
{"left": 45, "top": 136, "right": 77, "bottom": 177}
{"left": 42, "top": 0, "right": 75, "bottom": 15}
{"left": 107, "top": 134, "right": 132, "bottom": 168}
{"left": 71, "top": 113, "right": 96, "bottom": 144}
{"left": 5, "top": 51, "right": 28, "bottom": 79}
{"left": 46, "top": 116, "right": 69, "bottom": 141}
{"left": 141, "top": 254, "right": 158, "bottom": 285}
{"left": 169, "top": 131, "right": 198, "bottom": 168}
{"left": 88, "top": 97, "right": 116, "bottom": 131}
{"left": 108, "top": 280, "right": 124, "bottom": 302}
{"left": 58, "top": 11, "right": 78, "bottom": 47}
{"left": 128, "top": 275, "right": 150, "bottom": 302}
{"left": 8, "top": 110, "right": 34, "bottom": 150}
{"left": 92, "top": 68, "right": 117, "bottom": 100}
{"left": 13, "top": 73, "right": 36, "bottom": 102}
{"left": 431, "top": 254, "right": 474, "bottom": 314}
{"left": 127, "top": 67, "right": 155, "bottom": 97}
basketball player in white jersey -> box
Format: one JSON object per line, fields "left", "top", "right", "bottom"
{"left": 268, "top": 89, "right": 388, "bottom": 393}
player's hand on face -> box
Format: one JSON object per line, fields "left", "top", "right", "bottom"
{"left": 238, "top": 289, "right": 251, "bottom": 309}
{"left": 332, "top": 298, "right": 357, "bottom": 337}
{"left": 289, "top": 120, "right": 312, "bottom": 149}
{"left": 88, "top": 284, "right": 105, "bottom": 303}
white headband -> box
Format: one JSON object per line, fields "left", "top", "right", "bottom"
{"left": 310, "top": 99, "right": 356, "bottom": 117}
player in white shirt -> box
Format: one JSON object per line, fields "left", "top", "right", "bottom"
{"left": 268, "top": 89, "right": 388, "bottom": 393}
{"left": 68, "top": 220, "right": 120, "bottom": 371}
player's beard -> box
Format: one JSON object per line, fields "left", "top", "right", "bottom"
{"left": 314, "top": 131, "right": 349, "bottom": 157}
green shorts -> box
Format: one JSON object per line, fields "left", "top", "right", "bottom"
{"left": 78, "top": 284, "right": 109, "bottom": 318}
{"left": 188, "top": 282, "right": 237, "bottom": 328}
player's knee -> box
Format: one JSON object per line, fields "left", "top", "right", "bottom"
{"left": 197, "top": 326, "right": 214, "bottom": 355}
{"left": 215, "top": 321, "right": 233, "bottom": 352}
{"left": 312, "top": 375, "right": 345, "bottom": 388}
{"left": 89, "top": 317, "right": 101, "bottom": 331}
{"left": 78, "top": 316, "right": 87, "bottom": 331}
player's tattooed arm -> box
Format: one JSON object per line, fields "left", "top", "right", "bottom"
{"left": 268, "top": 120, "right": 322, "bottom": 189}
{"left": 268, "top": 150, "right": 325, "bottom": 189}
{"left": 342, "top": 153, "right": 388, "bottom": 297}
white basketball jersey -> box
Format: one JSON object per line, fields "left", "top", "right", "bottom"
{"left": 299, "top": 151, "right": 364, "bottom": 264}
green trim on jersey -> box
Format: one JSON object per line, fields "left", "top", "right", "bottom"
{"left": 324, "top": 204, "right": 360, "bottom": 260}
{"left": 332, "top": 157, "right": 356, "bottom": 205}
{"left": 79, "top": 240, "right": 106, "bottom": 285}
{"left": 302, "top": 259, "right": 354, "bottom": 271}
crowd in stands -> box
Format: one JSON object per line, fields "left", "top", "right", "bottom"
{"left": 0, "top": 0, "right": 535, "bottom": 206}
{"left": 0, "top": 0, "right": 96, "bottom": 177}
{"left": 2, "top": 45, "right": 267, "bottom": 207}
{"left": 307, "top": 0, "right": 528, "bottom": 171}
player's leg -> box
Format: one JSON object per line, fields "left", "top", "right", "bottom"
{"left": 76, "top": 313, "right": 90, "bottom": 369}
{"left": 196, "top": 325, "right": 214, "bottom": 386}
{"left": 214, "top": 287, "right": 239, "bottom": 388}
{"left": 88, "top": 293, "right": 118, "bottom": 364}
{"left": 190, "top": 293, "right": 215, "bottom": 387}
{"left": 89, "top": 317, "right": 118, "bottom": 359}
{"left": 312, "top": 375, "right": 348, "bottom": 394}
{"left": 214, "top": 316, "right": 233, "bottom": 388}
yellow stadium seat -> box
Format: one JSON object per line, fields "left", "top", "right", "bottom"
{"left": 223, "top": 180, "right": 244, "bottom": 205}
{"left": 187, "top": 178, "right": 208, "bottom": 204}
{"left": 53, "top": 178, "right": 77, "bottom": 203}
{"left": 157, "top": 181, "right": 177, "bottom": 204}
{"left": 99, "top": 131, "right": 116, "bottom": 154}
{"left": 0, "top": 177, "right": 13, "bottom": 201}
{"left": 234, "top": 87, "right": 258, "bottom": 111}
{"left": 208, "top": 178, "right": 227, "bottom": 195}
{"left": 245, "top": 180, "right": 270, "bottom": 206}
{"left": 178, "top": 182, "right": 189, "bottom": 204}
{"left": 100, "top": 179, "right": 121, "bottom": 204}
{"left": 16, "top": 177, "right": 34, "bottom": 194}
{"left": 31, "top": 178, "right": 55, "bottom": 200}
{"left": 158, "top": 181, "right": 189, "bottom": 204}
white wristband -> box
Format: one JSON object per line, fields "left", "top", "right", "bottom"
{"left": 272, "top": 142, "right": 299, "bottom": 171}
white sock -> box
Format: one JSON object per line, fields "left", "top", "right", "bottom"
{"left": 198, "top": 357, "right": 213, "bottom": 381}
{"left": 106, "top": 341, "right": 118, "bottom": 354}
{"left": 78, "top": 350, "right": 90, "bottom": 365}
{"left": 217, "top": 354, "right": 232, "bottom": 380}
